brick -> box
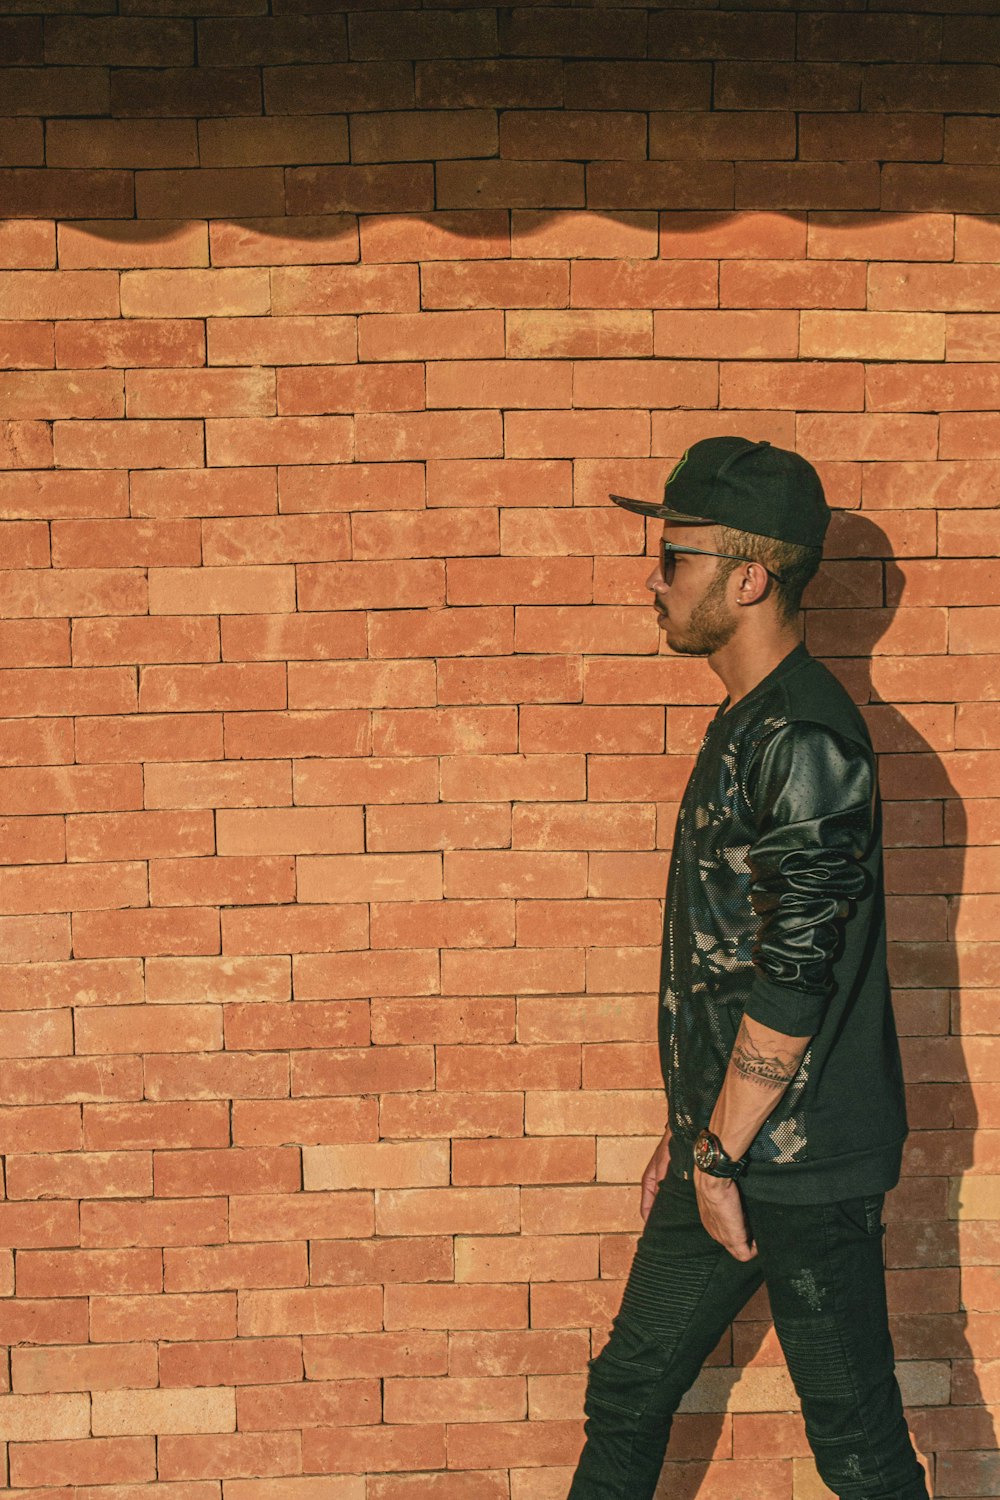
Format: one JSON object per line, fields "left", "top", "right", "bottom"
{"left": 871, "top": 262, "right": 1000, "bottom": 311}
{"left": 504, "top": 410, "right": 650, "bottom": 459}
{"left": 352, "top": 110, "right": 497, "bottom": 163}
{"left": 867, "top": 364, "right": 1000, "bottom": 413}
{"left": 803, "top": 211, "right": 953, "bottom": 261}
{"left": 356, "top": 410, "right": 502, "bottom": 461}
{"left": 563, "top": 61, "right": 710, "bottom": 113}
{"left": 651, "top": 111, "right": 794, "bottom": 162}
{"left": 373, "top": 708, "right": 515, "bottom": 756}
{"left": 45, "top": 119, "right": 196, "bottom": 170}
{"left": 45, "top": 17, "right": 192, "bottom": 67}
{"left": 199, "top": 117, "right": 348, "bottom": 169}
{"left": 883, "top": 164, "right": 1000, "bottom": 214}
{"left": 648, "top": 10, "right": 794, "bottom": 60}
{"left": 265, "top": 59, "right": 411, "bottom": 115}
{"left": 440, "top": 755, "right": 585, "bottom": 804}
{"left": 1, "top": 67, "right": 109, "bottom": 118}
{"left": 0, "top": 270, "right": 118, "bottom": 320}
{"left": 421, "top": 259, "right": 568, "bottom": 310}
{"left": 111, "top": 67, "right": 260, "bottom": 118}
{"left": 366, "top": 805, "right": 510, "bottom": 853}
{"left": 796, "top": 414, "right": 938, "bottom": 461}
{"left": 428, "top": 458, "right": 571, "bottom": 509}
{"left": 501, "top": 111, "right": 646, "bottom": 161}
{"left": 515, "top": 211, "right": 656, "bottom": 261}
{"left": 198, "top": 15, "right": 348, "bottom": 67}
{"left": 444, "top": 851, "right": 587, "bottom": 901}
{"left": 121, "top": 269, "right": 268, "bottom": 319}
{"left": 417, "top": 58, "right": 559, "bottom": 110}
{"left": 800, "top": 112, "right": 943, "bottom": 162}
{"left": 0, "top": 418, "right": 51, "bottom": 466}
{"left": 360, "top": 310, "right": 504, "bottom": 363}
{"left": 735, "top": 162, "right": 880, "bottom": 212}
{"left": 360, "top": 209, "right": 509, "bottom": 263}
{"left": 355, "top": 507, "right": 496, "bottom": 560}
{"left": 298, "top": 560, "right": 444, "bottom": 612}
{"left": 53, "top": 419, "right": 202, "bottom": 470}
{"left": 205, "top": 416, "right": 352, "bottom": 467}
{"left": 720, "top": 260, "right": 865, "bottom": 309}
{"left": 286, "top": 160, "right": 428, "bottom": 218}
{"left": 500, "top": 8, "right": 645, "bottom": 59}
{"left": 0, "top": 219, "right": 53, "bottom": 270}
{"left": 716, "top": 62, "right": 861, "bottom": 111}
{"left": 278, "top": 463, "right": 422, "bottom": 513}
{"left": 271, "top": 263, "right": 417, "bottom": 316}
{"left": 12, "top": 1342, "right": 157, "bottom": 1394}
{"left": 277, "top": 364, "right": 423, "bottom": 415}
{"left": 8, "top": 1435, "right": 155, "bottom": 1489}
{"left": 570, "top": 260, "right": 716, "bottom": 311}
{"left": 940, "top": 414, "right": 1000, "bottom": 459}
{"left": 721, "top": 361, "right": 864, "bottom": 411}
{"left": 427, "top": 358, "right": 570, "bottom": 410}
{"left": 351, "top": 8, "right": 495, "bottom": 61}
{"left": 57, "top": 219, "right": 208, "bottom": 273}
{"left": 515, "top": 606, "right": 656, "bottom": 656}
{"left": 956, "top": 214, "right": 1000, "bottom": 262}
{"left": 136, "top": 168, "right": 284, "bottom": 221}
{"left": 446, "top": 559, "right": 592, "bottom": 607}
{"left": 0, "top": 370, "right": 122, "bottom": 423}
{"left": 440, "top": 162, "right": 587, "bottom": 213}
{"left": 131, "top": 468, "right": 277, "bottom": 522}
{"left": 0, "top": 319, "right": 53, "bottom": 367}
{"left": 0, "top": 17, "right": 39, "bottom": 66}
{"left": 56, "top": 318, "right": 205, "bottom": 368}
{"left": 572, "top": 359, "right": 717, "bottom": 409}
{"left": 948, "top": 315, "right": 1000, "bottom": 361}
{"left": 947, "top": 117, "right": 1000, "bottom": 164}
{"left": 587, "top": 161, "right": 734, "bottom": 213}
{"left": 437, "top": 655, "right": 582, "bottom": 705}
{"left": 801, "top": 12, "right": 941, "bottom": 62}
{"left": 864, "top": 65, "right": 1000, "bottom": 115}
{"left": 662, "top": 209, "right": 807, "bottom": 261}
{"left": 126, "top": 368, "right": 274, "bottom": 419}
{"left": 0, "top": 169, "right": 133, "bottom": 221}
{"left": 653, "top": 310, "right": 798, "bottom": 358}
{"left": 206, "top": 316, "right": 355, "bottom": 369}
{"left": 507, "top": 310, "right": 651, "bottom": 358}
{"left": 800, "top": 311, "right": 945, "bottom": 360}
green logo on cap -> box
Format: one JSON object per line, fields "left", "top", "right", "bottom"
{"left": 666, "top": 449, "right": 689, "bottom": 486}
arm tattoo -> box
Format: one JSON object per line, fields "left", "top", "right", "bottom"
{"left": 731, "top": 1019, "right": 806, "bottom": 1092}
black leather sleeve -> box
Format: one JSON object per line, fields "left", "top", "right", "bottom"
{"left": 743, "top": 719, "right": 875, "bottom": 1037}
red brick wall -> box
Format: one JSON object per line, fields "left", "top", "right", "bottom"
{"left": 0, "top": 5, "right": 997, "bottom": 1495}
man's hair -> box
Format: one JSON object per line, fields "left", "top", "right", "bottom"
{"left": 714, "top": 523, "right": 823, "bottom": 626}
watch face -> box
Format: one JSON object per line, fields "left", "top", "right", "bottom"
{"left": 694, "top": 1132, "right": 717, "bottom": 1170}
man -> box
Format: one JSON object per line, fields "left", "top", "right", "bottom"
{"left": 567, "top": 437, "right": 927, "bottom": 1500}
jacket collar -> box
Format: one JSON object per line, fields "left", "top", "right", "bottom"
{"left": 716, "top": 640, "right": 809, "bottom": 722}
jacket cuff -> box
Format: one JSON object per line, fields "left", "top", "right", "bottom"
{"left": 743, "top": 972, "right": 825, "bottom": 1037}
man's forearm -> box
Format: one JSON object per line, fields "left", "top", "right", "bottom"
{"left": 708, "top": 1012, "right": 813, "bottom": 1161}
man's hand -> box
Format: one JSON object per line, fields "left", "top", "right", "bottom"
{"left": 694, "top": 1171, "right": 757, "bottom": 1261}
{"left": 640, "top": 1128, "right": 671, "bottom": 1222}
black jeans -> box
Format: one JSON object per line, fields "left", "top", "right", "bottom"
{"left": 568, "top": 1168, "right": 929, "bottom": 1500}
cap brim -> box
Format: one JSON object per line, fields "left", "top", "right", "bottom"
{"left": 609, "top": 493, "right": 713, "bottom": 524}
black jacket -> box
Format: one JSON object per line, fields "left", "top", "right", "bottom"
{"left": 661, "top": 641, "right": 909, "bottom": 1204}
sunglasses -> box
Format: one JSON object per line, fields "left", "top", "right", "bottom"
{"left": 657, "top": 537, "right": 790, "bottom": 586}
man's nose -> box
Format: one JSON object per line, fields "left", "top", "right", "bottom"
{"left": 646, "top": 561, "right": 666, "bottom": 593}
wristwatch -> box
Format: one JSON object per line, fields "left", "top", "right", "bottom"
{"left": 694, "top": 1127, "right": 748, "bottom": 1180}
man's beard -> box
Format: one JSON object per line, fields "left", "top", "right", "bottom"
{"left": 665, "top": 566, "right": 739, "bottom": 657}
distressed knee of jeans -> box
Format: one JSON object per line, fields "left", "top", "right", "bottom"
{"left": 808, "top": 1432, "right": 884, "bottom": 1496}
{"left": 779, "top": 1313, "right": 855, "bottom": 1403}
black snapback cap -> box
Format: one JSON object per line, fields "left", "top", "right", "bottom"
{"left": 610, "top": 436, "right": 830, "bottom": 551}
